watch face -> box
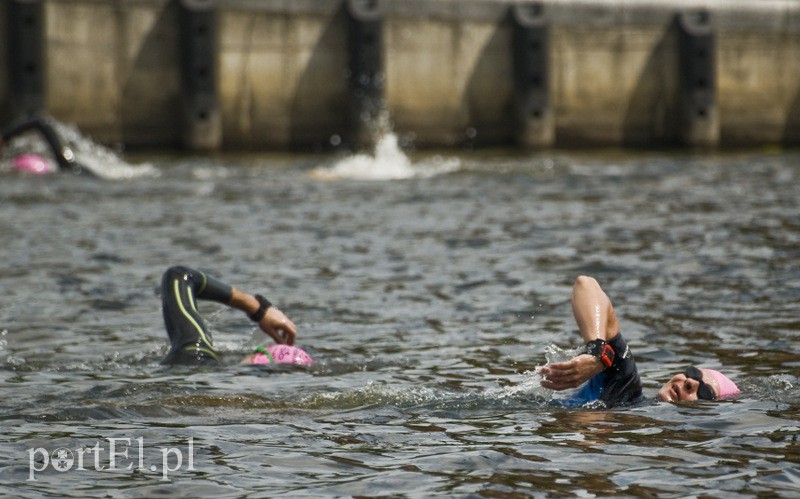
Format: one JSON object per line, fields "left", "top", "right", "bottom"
{"left": 586, "top": 340, "right": 614, "bottom": 367}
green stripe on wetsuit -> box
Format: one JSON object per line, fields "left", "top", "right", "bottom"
{"left": 160, "top": 266, "right": 233, "bottom": 365}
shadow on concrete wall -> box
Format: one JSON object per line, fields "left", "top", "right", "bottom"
{"left": 464, "top": 25, "right": 514, "bottom": 148}
{"left": 622, "top": 29, "right": 679, "bottom": 148}
{"left": 289, "top": 8, "right": 350, "bottom": 151}
{"left": 120, "top": 2, "right": 181, "bottom": 148}
{"left": 117, "top": 5, "right": 352, "bottom": 151}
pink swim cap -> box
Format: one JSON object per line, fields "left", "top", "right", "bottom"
{"left": 12, "top": 154, "right": 55, "bottom": 175}
{"left": 252, "top": 345, "right": 313, "bottom": 366}
{"left": 703, "top": 368, "right": 740, "bottom": 399}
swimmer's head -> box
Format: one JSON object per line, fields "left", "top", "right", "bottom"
{"left": 657, "top": 366, "right": 739, "bottom": 402}
{"left": 250, "top": 345, "right": 313, "bottom": 366}
{"left": 12, "top": 154, "right": 55, "bottom": 175}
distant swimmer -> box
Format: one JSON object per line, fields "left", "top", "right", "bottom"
{"left": 160, "top": 265, "right": 312, "bottom": 366}
{"left": 540, "top": 276, "right": 739, "bottom": 407}
{"left": 2, "top": 115, "right": 90, "bottom": 175}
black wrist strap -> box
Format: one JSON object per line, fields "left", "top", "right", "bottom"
{"left": 249, "top": 294, "right": 272, "bottom": 322}
{"left": 586, "top": 339, "right": 615, "bottom": 369}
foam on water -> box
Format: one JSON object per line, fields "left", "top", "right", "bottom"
{"left": 311, "top": 133, "right": 461, "bottom": 181}
{"left": 54, "top": 122, "right": 159, "bottom": 180}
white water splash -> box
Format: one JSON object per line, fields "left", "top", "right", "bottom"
{"left": 485, "top": 369, "right": 553, "bottom": 400}
{"left": 74, "top": 151, "right": 159, "bottom": 180}
{"left": 311, "top": 133, "right": 460, "bottom": 181}
{"left": 52, "top": 122, "right": 159, "bottom": 180}
{"left": 1, "top": 119, "right": 159, "bottom": 180}
{"left": 500, "top": 344, "right": 585, "bottom": 402}
{"left": 543, "top": 344, "right": 582, "bottom": 364}
{"left": 484, "top": 345, "right": 581, "bottom": 401}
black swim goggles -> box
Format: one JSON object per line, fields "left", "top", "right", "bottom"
{"left": 685, "top": 366, "right": 716, "bottom": 400}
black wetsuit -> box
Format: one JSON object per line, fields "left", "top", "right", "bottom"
{"left": 563, "top": 333, "right": 644, "bottom": 408}
{"left": 161, "top": 265, "right": 232, "bottom": 365}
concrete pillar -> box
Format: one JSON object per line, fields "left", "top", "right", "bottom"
{"left": 8, "top": 0, "right": 46, "bottom": 118}
{"left": 511, "top": 2, "right": 554, "bottom": 148}
{"left": 178, "top": 0, "right": 221, "bottom": 151}
{"left": 677, "top": 10, "right": 719, "bottom": 147}
{"left": 345, "top": 0, "right": 386, "bottom": 148}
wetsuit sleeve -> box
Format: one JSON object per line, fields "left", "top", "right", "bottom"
{"left": 160, "top": 265, "right": 231, "bottom": 365}
{"left": 196, "top": 271, "right": 233, "bottom": 304}
{"left": 599, "top": 333, "right": 643, "bottom": 407}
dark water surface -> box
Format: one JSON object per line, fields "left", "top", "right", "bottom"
{"left": 1, "top": 142, "right": 799, "bottom": 497}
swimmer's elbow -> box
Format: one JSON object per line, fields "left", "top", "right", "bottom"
{"left": 573, "top": 275, "right": 599, "bottom": 290}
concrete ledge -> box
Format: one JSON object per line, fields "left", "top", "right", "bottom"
{"left": 2, "top": 0, "right": 799, "bottom": 150}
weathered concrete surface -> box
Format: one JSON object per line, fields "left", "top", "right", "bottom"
{"left": 218, "top": 4, "right": 349, "bottom": 149}
{"left": 2, "top": 0, "right": 799, "bottom": 149}
{"left": 45, "top": 0, "right": 182, "bottom": 146}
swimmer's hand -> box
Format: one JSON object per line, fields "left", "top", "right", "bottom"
{"left": 540, "top": 354, "right": 604, "bottom": 390}
{"left": 258, "top": 307, "right": 297, "bottom": 346}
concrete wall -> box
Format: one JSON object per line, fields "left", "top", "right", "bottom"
{"left": 2, "top": 0, "right": 800, "bottom": 150}
{"left": 47, "top": 0, "right": 182, "bottom": 146}
{"left": 218, "top": 2, "right": 349, "bottom": 149}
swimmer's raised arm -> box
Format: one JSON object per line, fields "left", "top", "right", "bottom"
{"left": 535, "top": 275, "right": 737, "bottom": 407}
{"left": 570, "top": 275, "right": 620, "bottom": 344}
{"left": 227, "top": 287, "right": 297, "bottom": 346}
{"left": 161, "top": 265, "right": 299, "bottom": 365}
{"left": 540, "top": 276, "right": 618, "bottom": 390}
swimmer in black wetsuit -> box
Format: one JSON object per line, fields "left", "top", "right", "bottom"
{"left": 2, "top": 115, "right": 90, "bottom": 175}
{"left": 540, "top": 276, "right": 739, "bottom": 407}
{"left": 161, "top": 265, "right": 298, "bottom": 365}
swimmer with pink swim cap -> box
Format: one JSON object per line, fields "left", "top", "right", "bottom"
{"left": 540, "top": 276, "right": 740, "bottom": 407}
{"left": 246, "top": 345, "right": 314, "bottom": 366}
{"left": 658, "top": 366, "right": 739, "bottom": 402}
{"left": 3, "top": 115, "right": 90, "bottom": 175}
{"left": 12, "top": 153, "right": 55, "bottom": 175}
{"left": 160, "top": 265, "right": 313, "bottom": 367}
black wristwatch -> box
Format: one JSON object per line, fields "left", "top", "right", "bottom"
{"left": 249, "top": 294, "right": 272, "bottom": 322}
{"left": 586, "top": 339, "right": 615, "bottom": 369}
